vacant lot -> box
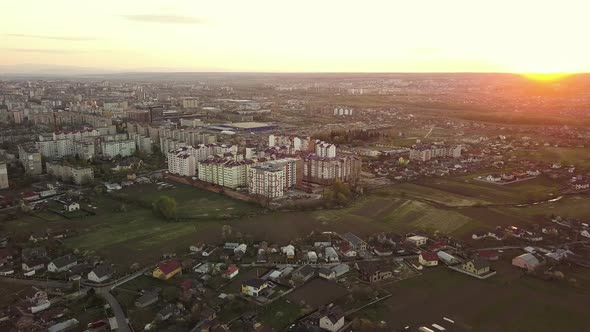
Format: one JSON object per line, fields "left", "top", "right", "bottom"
{"left": 286, "top": 278, "right": 349, "bottom": 308}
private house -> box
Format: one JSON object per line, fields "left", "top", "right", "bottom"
{"left": 189, "top": 243, "right": 205, "bottom": 253}
{"left": 572, "top": 181, "right": 590, "bottom": 190}
{"left": 87, "top": 263, "right": 113, "bottom": 283}
{"left": 22, "top": 259, "right": 45, "bottom": 273}
{"left": 241, "top": 279, "right": 269, "bottom": 297}
{"left": 462, "top": 258, "right": 491, "bottom": 276}
{"left": 406, "top": 235, "right": 428, "bottom": 247}
{"left": 47, "top": 254, "right": 77, "bottom": 273}
{"left": 0, "top": 266, "right": 14, "bottom": 276}
{"left": 223, "top": 266, "right": 239, "bottom": 279}
{"left": 29, "top": 232, "right": 49, "bottom": 242}
{"left": 341, "top": 232, "right": 367, "bottom": 251}
{"left": 153, "top": 260, "right": 182, "bottom": 280}
{"left": 581, "top": 230, "right": 590, "bottom": 239}
{"left": 419, "top": 252, "right": 439, "bottom": 267}
{"left": 373, "top": 246, "right": 393, "bottom": 257}
{"left": 307, "top": 251, "right": 318, "bottom": 263}
{"left": 512, "top": 253, "right": 541, "bottom": 271}
{"left": 64, "top": 202, "right": 80, "bottom": 212}
{"left": 325, "top": 247, "right": 339, "bottom": 263}
{"left": 281, "top": 245, "right": 296, "bottom": 259}
{"left": 472, "top": 232, "right": 487, "bottom": 240}
{"left": 356, "top": 261, "right": 393, "bottom": 283}
{"left": 319, "top": 305, "right": 345, "bottom": 332}
{"left": 318, "top": 267, "right": 336, "bottom": 280}
{"left": 485, "top": 174, "right": 501, "bottom": 182}
{"left": 293, "top": 265, "right": 316, "bottom": 283}
{"left": 338, "top": 243, "right": 357, "bottom": 258}
{"left": 135, "top": 291, "right": 159, "bottom": 308}
{"left": 22, "top": 246, "right": 47, "bottom": 261}
{"left": 331, "top": 264, "right": 350, "bottom": 277}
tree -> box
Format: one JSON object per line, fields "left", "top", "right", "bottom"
{"left": 322, "top": 180, "right": 353, "bottom": 207}
{"left": 152, "top": 196, "right": 177, "bottom": 220}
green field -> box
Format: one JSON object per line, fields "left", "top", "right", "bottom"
{"left": 113, "top": 184, "right": 258, "bottom": 219}
{"left": 516, "top": 147, "right": 590, "bottom": 168}
{"left": 369, "top": 264, "right": 590, "bottom": 332}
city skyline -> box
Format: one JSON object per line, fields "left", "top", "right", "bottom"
{"left": 1, "top": 0, "right": 590, "bottom": 74}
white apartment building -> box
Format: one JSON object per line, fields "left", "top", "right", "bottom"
{"left": 315, "top": 141, "right": 337, "bottom": 158}
{"left": 167, "top": 147, "right": 197, "bottom": 177}
{"left": 248, "top": 164, "right": 286, "bottom": 200}
{"left": 268, "top": 134, "right": 310, "bottom": 152}
{"left": 198, "top": 159, "right": 252, "bottom": 189}
{"left": 182, "top": 98, "right": 199, "bottom": 109}
{"left": 37, "top": 139, "right": 75, "bottom": 159}
{"left": 101, "top": 140, "right": 136, "bottom": 158}
{"left": 409, "top": 145, "right": 462, "bottom": 162}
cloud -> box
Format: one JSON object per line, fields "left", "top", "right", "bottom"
{"left": 4, "top": 34, "right": 98, "bottom": 41}
{"left": 121, "top": 14, "right": 206, "bottom": 24}
{"left": 2, "top": 48, "right": 84, "bottom": 54}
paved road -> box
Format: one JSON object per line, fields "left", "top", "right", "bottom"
{"left": 97, "top": 287, "right": 131, "bottom": 332}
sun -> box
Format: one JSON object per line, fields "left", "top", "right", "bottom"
{"left": 520, "top": 72, "right": 573, "bottom": 82}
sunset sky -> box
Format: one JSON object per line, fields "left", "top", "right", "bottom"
{"left": 1, "top": 0, "right": 589, "bottom": 73}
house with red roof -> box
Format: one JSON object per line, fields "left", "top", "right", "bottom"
{"left": 223, "top": 266, "right": 239, "bottom": 279}
{"left": 152, "top": 260, "right": 182, "bottom": 280}
{"left": 419, "top": 251, "right": 439, "bottom": 267}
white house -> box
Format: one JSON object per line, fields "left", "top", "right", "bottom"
{"left": 485, "top": 174, "right": 501, "bottom": 182}
{"left": 47, "top": 254, "right": 77, "bottom": 273}
{"left": 64, "top": 202, "right": 80, "bottom": 212}
{"left": 87, "top": 263, "right": 113, "bottom": 283}
{"left": 406, "top": 235, "right": 428, "bottom": 247}
{"left": 281, "top": 245, "right": 295, "bottom": 259}
{"left": 319, "top": 305, "right": 345, "bottom": 332}
{"left": 581, "top": 230, "right": 590, "bottom": 239}
{"left": 22, "top": 261, "right": 45, "bottom": 272}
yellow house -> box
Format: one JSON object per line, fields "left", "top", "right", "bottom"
{"left": 153, "top": 260, "right": 182, "bottom": 280}
{"left": 241, "top": 278, "right": 268, "bottom": 297}
{"left": 462, "top": 258, "right": 490, "bottom": 276}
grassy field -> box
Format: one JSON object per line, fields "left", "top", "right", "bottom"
{"left": 409, "top": 176, "right": 562, "bottom": 204}
{"left": 114, "top": 184, "right": 259, "bottom": 219}
{"left": 5, "top": 172, "right": 586, "bottom": 269}
{"left": 369, "top": 264, "right": 590, "bottom": 332}
{"left": 516, "top": 147, "right": 590, "bottom": 168}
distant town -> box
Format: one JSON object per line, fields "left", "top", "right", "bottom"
{"left": 0, "top": 73, "right": 590, "bottom": 332}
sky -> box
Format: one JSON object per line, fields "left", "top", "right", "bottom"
{"left": 1, "top": 0, "right": 589, "bottom": 73}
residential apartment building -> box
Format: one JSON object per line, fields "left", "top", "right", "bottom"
{"left": 0, "top": 162, "right": 8, "bottom": 189}
{"left": 268, "top": 134, "right": 310, "bottom": 152}
{"left": 101, "top": 140, "right": 136, "bottom": 158}
{"left": 36, "top": 139, "right": 74, "bottom": 159}
{"left": 167, "top": 147, "right": 197, "bottom": 177}
{"left": 409, "top": 144, "right": 462, "bottom": 162}
{"left": 303, "top": 155, "right": 361, "bottom": 185}
{"left": 198, "top": 159, "right": 252, "bottom": 189}
{"left": 315, "top": 141, "right": 337, "bottom": 158}
{"left": 46, "top": 162, "right": 94, "bottom": 185}
{"left": 18, "top": 144, "right": 43, "bottom": 175}
{"left": 248, "top": 163, "right": 286, "bottom": 200}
